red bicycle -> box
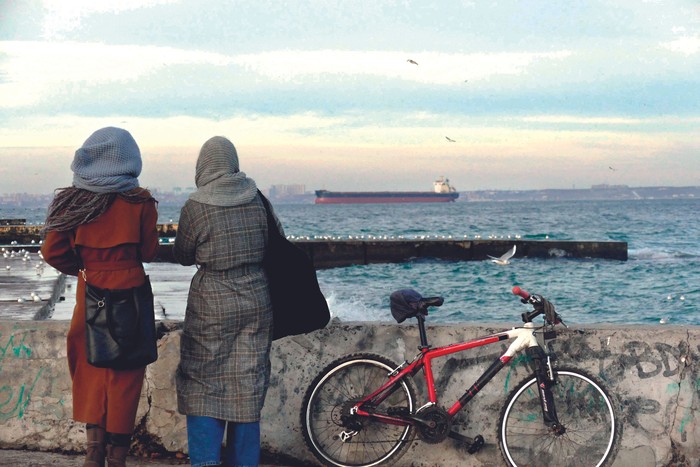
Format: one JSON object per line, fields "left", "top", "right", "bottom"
{"left": 301, "top": 286, "right": 621, "bottom": 467}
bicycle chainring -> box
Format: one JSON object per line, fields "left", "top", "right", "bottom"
{"left": 415, "top": 406, "right": 451, "bottom": 444}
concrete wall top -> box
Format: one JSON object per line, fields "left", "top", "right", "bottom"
{"left": 0, "top": 320, "right": 697, "bottom": 466}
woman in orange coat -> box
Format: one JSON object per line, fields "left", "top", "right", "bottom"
{"left": 41, "top": 127, "right": 159, "bottom": 467}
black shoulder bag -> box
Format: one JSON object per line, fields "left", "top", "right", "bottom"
{"left": 258, "top": 192, "right": 331, "bottom": 340}
{"left": 79, "top": 253, "right": 158, "bottom": 370}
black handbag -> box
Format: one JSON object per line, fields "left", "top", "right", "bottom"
{"left": 259, "top": 192, "right": 331, "bottom": 340}
{"left": 83, "top": 273, "right": 158, "bottom": 370}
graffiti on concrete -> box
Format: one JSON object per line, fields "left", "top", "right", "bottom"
{"left": 0, "top": 331, "right": 32, "bottom": 360}
{"left": 430, "top": 331, "right": 699, "bottom": 444}
{"left": 0, "top": 368, "right": 44, "bottom": 420}
{"left": 0, "top": 329, "right": 42, "bottom": 420}
{"left": 556, "top": 334, "right": 699, "bottom": 443}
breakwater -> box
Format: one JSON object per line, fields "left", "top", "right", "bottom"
{"left": 0, "top": 224, "right": 178, "bottom": 244}
{"left": 1, "top": 225, "right": 627, "bottom": 268}
{"left": 0, "top": 320, "right": 697, "bottom": 466}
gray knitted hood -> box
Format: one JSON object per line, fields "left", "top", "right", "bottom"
{"left": 188, "top": 136, "right": 257, "bottom": 207}
{"left": 71, "top": 127, "right": 141, "bottom": 193}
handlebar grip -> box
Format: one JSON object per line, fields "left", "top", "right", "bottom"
{"left": 512, "top": 286, "right": 530, "bottom": 300}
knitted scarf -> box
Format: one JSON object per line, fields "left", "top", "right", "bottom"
{"left": 188, "top": 136, "right": 258, "bottom": 207}
{"left": 71, "top": 127, "right": 142, "bottom": 193}
{"left": 42, "top": 127, "right": 150, "bottom": 234}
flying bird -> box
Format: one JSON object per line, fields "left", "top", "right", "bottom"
{"left": 445, "top": 136, "right": 456, "bottom": 142}
{"left": 488, "top": 245, "right": 516, "bottom": 265}
{"left": 407, "top": 59, "right": 419, "bottom": 65}
{"left": 608, "top": 166, "right": 616, "bottom": 171}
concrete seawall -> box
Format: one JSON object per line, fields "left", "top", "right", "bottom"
{"left": 157, "top": 239, "right": 628, "bottom": 266}
{"left": 0, "top": 320, "right": 697, "bottom": 466}
{"left": 2, "top": 223, "right": 628, "bottom": 267}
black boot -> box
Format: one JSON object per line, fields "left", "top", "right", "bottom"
{"left": 83, "top": 424, "right": 106, "bottom": 467}
{"left": 105, "top": 432, "right": 131, "bottom": 467}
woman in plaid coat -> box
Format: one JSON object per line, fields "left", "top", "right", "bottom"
{"left": 174, "top": 136, "right": 282, "bottom": 467}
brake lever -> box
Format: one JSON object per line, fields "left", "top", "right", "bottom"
{"left": 532, "top": 294, "right": 567, "bottom": 328}
{"left": 513, "top": 287, "right": 567, "bottom": 327}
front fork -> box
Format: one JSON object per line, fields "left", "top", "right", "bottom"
{"left": 526, "top": 346, "right": 564, "bottom": 434}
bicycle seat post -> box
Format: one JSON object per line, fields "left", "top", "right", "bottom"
{"left": 416, "top": 314, "right": 430, "bottom": 350}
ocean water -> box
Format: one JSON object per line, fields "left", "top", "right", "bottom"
{"left": 3, "top": 199, "right": 699, "bottom": 326}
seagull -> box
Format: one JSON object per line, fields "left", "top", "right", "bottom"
{"left": 445, "top": 136, "right": 456, "bottom": 142}
{"left": 407, "top": 59, "right": 419, "bottom": 65}
{"left": 488, "top": 245, "right": 517, "bottom": 265}
{"left": 609, "top": 166, "right": 616, "bottom": 171}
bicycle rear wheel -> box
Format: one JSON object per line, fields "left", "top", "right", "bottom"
{"left": 301, "top": 353, "right": 417, "bottom": 467}
{"left": 498, "top": 367, "right": 621, "bottom": 467}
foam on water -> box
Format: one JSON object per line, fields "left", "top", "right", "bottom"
{"left": 629, "top": 247, "right": 697, "bottom": 260}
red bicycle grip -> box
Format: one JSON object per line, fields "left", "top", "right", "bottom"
{"left": 512, "top": 286, "right": 530, "bottom": 300}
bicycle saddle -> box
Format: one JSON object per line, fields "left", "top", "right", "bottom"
{"left": 390, "top": 289, "right": 444, "bottom": 323}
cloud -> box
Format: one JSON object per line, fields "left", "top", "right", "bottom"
{"left": 520, "top": 115, "right": 700, "bottom": 127}
{"left": 234, "top": 50, "right": 573, "bottom": 85}
{"left": 0, "top": 40, "right": 234, "bottom": 108}
{"left": 660, "top": 35, "right": 700, "bottom": 55}
{"left": 40, "top": 0, "right": 177, "bottom": 39}
{"left": 0, "top": 40, "right": 574, "bottom": 111}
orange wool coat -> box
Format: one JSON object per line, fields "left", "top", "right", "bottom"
{"left": 41, "top": 192, "right": 159, "bottom": 434}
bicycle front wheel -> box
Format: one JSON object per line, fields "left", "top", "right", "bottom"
{"left": 498, "top": 367, "right": 621, "bottom": 467}
{"left": 301, "top": 353, "right": 417, "bottom": 467}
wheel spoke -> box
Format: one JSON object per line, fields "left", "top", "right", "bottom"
{"left": 499, "top": 369, "right": 620, "bottom": 467}
{"left": 302, "top": 354, "right": 417, "bottom": 467}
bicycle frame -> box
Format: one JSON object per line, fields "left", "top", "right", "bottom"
{"left": 352, "top": 314, "right": 561, "bottom": 429}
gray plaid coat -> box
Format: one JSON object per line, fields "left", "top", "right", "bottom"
{"left": 173, "top": 194, "right": 282, "bottom": 422}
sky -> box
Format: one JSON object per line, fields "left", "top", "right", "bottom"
{"left": 1, "top": 0, "right": 699, "bottom": 194}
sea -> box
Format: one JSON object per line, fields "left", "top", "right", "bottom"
{"left": 3, "top": 198, "right": 699, "bottom": 326}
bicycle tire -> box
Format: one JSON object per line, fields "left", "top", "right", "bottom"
{"left": 300, "top": 353, "right": 418, "bottom": 467}
{"left": 498, "top": 366, "right": 621, "bottom": 467}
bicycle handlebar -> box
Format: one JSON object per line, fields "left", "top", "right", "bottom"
{"left": 512, "top": 286, "right": 530, "bottom": 300}
{"left": 512, "top": 286, "right": 565, "bottom": 327}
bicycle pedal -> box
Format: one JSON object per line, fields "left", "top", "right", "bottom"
{"left": 467, "top": 435, "right": 484, "bottom": 454}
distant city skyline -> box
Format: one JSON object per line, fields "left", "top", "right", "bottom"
{"left": 2, "top": 182, "right": 698, "bottom": 201}
{"left": 1, "top": 1, "right": 699, "bottom": 193}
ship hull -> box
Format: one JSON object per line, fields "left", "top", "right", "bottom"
{"left": 315, "top": 191, "right": 459, "bottom": 204}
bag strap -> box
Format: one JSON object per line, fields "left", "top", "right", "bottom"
{"left": 257, "top": 190, "right": 278, "bottom": 238}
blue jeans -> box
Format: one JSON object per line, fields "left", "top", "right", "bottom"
{"left": 186, "top": 415, "right": 260, "bottom": 467}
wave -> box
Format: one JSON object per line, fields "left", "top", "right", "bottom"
{"left": 629, "top": 248, "right": 698, "bottom": 260}
{"left": 324, "top": 291, "right": 385, "bottom": 322}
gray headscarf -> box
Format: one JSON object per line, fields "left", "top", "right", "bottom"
{"left": 43, "top": 127, "right": 152, "bottom": 234}
{"left": 188, "top": 136, "right": 257, "bottom": 206}
{"left": 71, "top": 127, "right": 141, "bottom": 193}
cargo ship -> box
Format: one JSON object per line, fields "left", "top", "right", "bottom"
{"left": 315, "top": 177, "right": 459, "bottom": 204}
